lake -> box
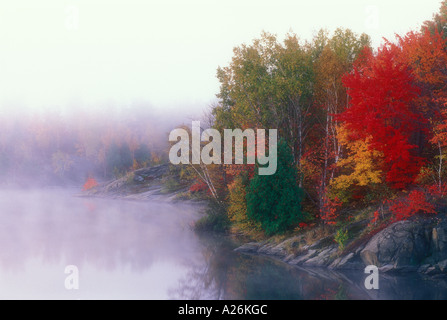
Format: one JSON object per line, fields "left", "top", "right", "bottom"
{"left": 0, "top": 188, "right": 446, "bottom": 300}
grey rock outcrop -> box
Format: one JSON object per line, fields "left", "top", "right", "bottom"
{"left": 235, "top": 216, "right": 447, "bottom": 275}
{"left": 356, "top": 218, "right": 447, "bottom": 274}
{"left": 359, "top": 220, "right": 430, "bottom": 270}
{"left": 82, "top": 164, "right": 168, "bottom": 198}
{"left": 132, "top": 165, "right": 168, "bottom": 183}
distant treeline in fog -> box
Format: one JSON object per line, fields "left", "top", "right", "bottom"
{"left": 0, "top": 104, "right": 194, "bottom": 187}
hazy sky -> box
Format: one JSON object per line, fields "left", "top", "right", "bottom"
{"left": 0, "top": 0, "right": 442, "bottom": 115}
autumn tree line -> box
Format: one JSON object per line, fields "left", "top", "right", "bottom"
{"left": 0, "top": 106, "right": 170, "bottom": 186}
{"left": 190, "top": 2, "right": 447, "bottom": 235}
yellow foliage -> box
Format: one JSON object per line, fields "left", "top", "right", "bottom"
{"left": 227, "top": 175, "right": 261, "bottom": 233}
{"left": 331, "top": 125, "right": 383, "bottom": 195}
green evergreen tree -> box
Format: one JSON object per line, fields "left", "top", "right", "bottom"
{"left": 246, "top": 139, "right": 305, "bottom": 235}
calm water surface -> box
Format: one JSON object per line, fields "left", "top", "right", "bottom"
{"left": 0, "top": 188, "right": 446, "bottom": 300}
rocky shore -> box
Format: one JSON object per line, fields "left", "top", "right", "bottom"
{"left": 82, "top": 164, "right": 447, "bottom": 277}
{"left": 81, "top": 164, "right": 171, "bottom": 201}
{"left": 235, "top": 217, "right": 447, "bottom": 276}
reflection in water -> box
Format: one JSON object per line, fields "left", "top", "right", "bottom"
{"left": 0, "top": 188, "right": 447, "bottom": 299}
{"left": 171, "top": 233, "right": 447, "bottom": 300}
{"left": 169, "top": 235, "right": 370, "bottom": 300}
{"left": 0, "top": 188, "right": 201, "bottom": 299}
{"left": 0, "top": 189, "right": 199, "bottom": 271}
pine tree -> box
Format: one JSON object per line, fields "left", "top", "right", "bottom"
{"left": 246, "top": 139, "right": 305, "bottom": 235}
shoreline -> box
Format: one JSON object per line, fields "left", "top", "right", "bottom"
{"left": 80, "top": 164, "right": 447, "bottom": 277}
{"left": 234, "top": 216, "right": 447, "bottom": 277}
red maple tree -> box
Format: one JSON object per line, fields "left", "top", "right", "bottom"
{"left": 340, "top": 44, "right": 425, "bottom": 190}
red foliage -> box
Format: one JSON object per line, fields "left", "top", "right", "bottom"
{"left": 340, "top": 44, "right": 426, "bottom": 190}
{"left": 83, "top": 177, "right": 98, "bottom": 191}
{"left": 427, "top": 183, "right": 447, "bottom": 198}
{"left": 368, "top": 210, "right": 380, "bottom": 228}
{"left": 390, "top": 190, "right": 436, "bottom": 221}
{"left": 189, "top": 181, "right": 209, "bottom": 193}
{"left": 320, "top": 195, "right": 342, "bottom": 225}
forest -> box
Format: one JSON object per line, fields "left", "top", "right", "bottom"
{"left": 6, "top": 0, "right": 447, "bottom": 302}
{"left": 0, "top": 105, "right": 177, "bottom": 186}
{"left": 1, "top": 2, "right": 447, "bottom": 244}
{"left": 176, "top": 1, "right": 447, "bottom": 240}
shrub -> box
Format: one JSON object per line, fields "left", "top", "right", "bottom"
{"left": 335, "top": 227, "right": 349, "bottom": 250}
{"left": 190, "top": 180, "right": 209, "bottom": 193}
{"left": 228, "top": 172, "right": 262, "bottom": 234}
{"left": 83, "top": 177, "right": 98, "bottom": 191}
{"left": 320, "top": 194, "right": 342, "bottom": 225}
{"left": 390, "top": 189, "right": 436, "bottom": 221}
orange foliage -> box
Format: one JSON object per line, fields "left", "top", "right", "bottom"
{"left": 190, "top": 180, "right": 209, "bottom": 193}
{"left": 320, "top": 194, "right": 342, "bottom": 225}
{"left": 431, "top": 106, "right": 447, "bottom": 147}
{"left": 83, "top": 177, "right": 99, "bottom": 191}
{"left": 398, "top": 30, "right": 447, "bottom": 90}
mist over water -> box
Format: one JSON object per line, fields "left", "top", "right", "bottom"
{"left": 0, "top": 188, "right": 201, "bottom": 299}
{"left": 2, "top": 0, "right": 447, "bottom": 302}
{"left": 0, "top": 188, "right": 445, "bottom": 300}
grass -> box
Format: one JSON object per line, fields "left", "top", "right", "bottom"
{"left": 303, "top": 225, "right": 334, "bottom": 246}
{"left": 228, "top": 222, "right": 265, "bottom": 241}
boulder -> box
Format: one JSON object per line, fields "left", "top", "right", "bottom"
{"left": 357, "top": 218, "right": 447, "bottom": 273}
{"left": 360, "top": 220, "right": 432, "bottom": 270}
